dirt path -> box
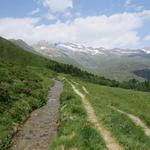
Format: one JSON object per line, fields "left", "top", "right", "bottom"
{"left": 82, "top": 86, "right": 89, "bottom": 94}
{"left": 110, "top": 106, "right": 150, "bottom": 137}
{"left": 69, "top": 79, "right": 89, "bottom": 94}
{"left": 10, "top": 80, "right": 63, "bottom": 150}
{"left": 69, "top": 82, "right": 122, "bottom": 150}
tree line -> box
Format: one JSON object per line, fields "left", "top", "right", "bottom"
{"left": 47, "top": 61, "right": 150, "bottom": 92}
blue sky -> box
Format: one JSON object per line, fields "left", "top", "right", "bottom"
{"left": 0, "top": 0, "right": 150, "bottom": 48}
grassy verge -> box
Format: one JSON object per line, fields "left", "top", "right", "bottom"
{"left": 49, "top": 81, "right": 107, "bottom": 150}
{"left": 0, "top": 61, "right": 55, "bottom": 150}
{"left": 76, "top": 79, "right": 150, "bottom": 150}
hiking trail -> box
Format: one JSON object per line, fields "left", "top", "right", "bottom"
{"left": 69, "top": 81, "right": 122, "bottom": 150}
{"left": 10, "top": 80, "right": 63, "bottom": 150}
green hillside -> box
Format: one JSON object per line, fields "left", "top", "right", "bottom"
{"left": 95, "top": 57, "right": 150, "bottom": 81}
{"left": 10, "top": 39, "right": 40, "bottom": 55}
{"left": 0, "top": 36, "right": 150, "bottom": 149}
{"left": 50, "top": 76, "right": 150, "bottom": 149}
{"left": 0, "top": 37, "right": 48, "bottom": 67}
{"left": 78, "top": 79, "right": 150, "bottom": 149}
{"left": 0, "top": 37, "right": 56, "bottom": 149}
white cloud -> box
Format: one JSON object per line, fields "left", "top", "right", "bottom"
{"left": 124, "top": 0, "right": 132, "bottom": 7}
{"left": 124, "top": 0, "right": 144, "bottom": 11}
{"left": 42, "top": 0, "right": 73, "bottom": 13}
{"left": 39, "top": 0, "right": 73, "bottom": 20}
{"left": 0, "top": 18, "right": 39, "bottom": 42}
{"left": 0, "top": 10, "right": 150, "bottom": 48}
{"left": 64, "top": 11, "right": 72, "bottom": 18}
{"left": 45, "top": 13, "right": 57, "bottom": 20}
{"left": 144, "top": 35, "right": 150, "bottom": 41}
{"left": 75, "top": 12, "right": 81, "bottom": 17}
{"left": 29, "top": 8, "right": 40, "bottom": 15}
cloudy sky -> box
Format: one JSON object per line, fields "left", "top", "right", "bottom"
{"left": 0, "top": 0, "right": 150, "bottom": 48}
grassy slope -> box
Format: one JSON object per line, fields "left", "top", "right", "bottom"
{"left": 10, "top": 39, "right": 35, "bottom": 53}
{"left": 74, "top": 79, "right": 150, "bottom": 150}
{"left": 1, "top": 36, "right": 150, "bottom": 149}
{"left": 95, "top": 57, "right": 150, "bottom": 81}
{"left": 49, "top": 81, "right": 107, "bottom": 150}
{"left": 0, "top": 37, "right": 56, "bottom": 149}
{"left": 0, "top": 37, "right": 48, "bottom": 67}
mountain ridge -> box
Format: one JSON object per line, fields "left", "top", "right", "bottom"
{"left": 9, "top": 39, "right": 150, "bottom": 81}
{"left": 31, "top": 41, "right": 150, "bottom": 81}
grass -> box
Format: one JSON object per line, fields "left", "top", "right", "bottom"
{"left": 49, "top": 81, "right": 107, "bottom": 150}
{"left": 74, "top": 79, "right": 150, "bottom": 150}
{"left": 1, "top": 36, "right": 150, "bottom": 149}
{"left": 0, "top": 37, "right": 49, "bottom": 67}
{"left": 0, "top": 60, "right": 55, "bottom": 149}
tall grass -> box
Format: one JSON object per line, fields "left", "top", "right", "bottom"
{"left": 0, "top": 61, "right": 54, "bottom": 149}
{"left": 49, "top": 82, "right": 107, "bottom": 150}
{"left": 77, "top": 80, "right": 150, "bottom": 150}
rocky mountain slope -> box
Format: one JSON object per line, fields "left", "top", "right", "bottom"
{"left": 30, "top": 41, "right": 150, "bottom": 81}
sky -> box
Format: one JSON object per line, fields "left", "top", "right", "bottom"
{"left": 0, "top": 0, "right": 150, "bottom": 48}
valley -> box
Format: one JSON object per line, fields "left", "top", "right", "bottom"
{"left": 51, "top": 43, "right": 150, "bottom": 81}
{"left": 15, "top": 40, "right": 150, "bottom": 81}
{"left": 0, "top": 37, "right": 150, "bottom": 150}
{"left": 50, "top": 76, "right": 150, "bottom": 150}
{"left": 1, "top": 0, "right": 150, "bottom": 149}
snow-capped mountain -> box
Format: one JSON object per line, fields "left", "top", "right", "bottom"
{"left": 142, "top": 47, "right": 150, "bottom": 54}
{"left": 55, "top": 43, "right": 106, "bottom": 55}
{"left": 32, "top": 40, "right": 61, "bottom": 58}
{"left": 31, "top": 41, "right": 150, "bottom": 57}
{"left": 55, "top": 42, "right": 150, "bottom": 56}
{"left": 31, "top": 41, "right": 150, "bottom": 81}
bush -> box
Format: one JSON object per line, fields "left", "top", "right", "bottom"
{"left": 9, "top": 99, "right": 31, "bottom": 122}
{"left": 0, "top": 87, "right": 10, "bottom": 103}
{"left": 11, "top": 81, "right": 25, "bottom": 93}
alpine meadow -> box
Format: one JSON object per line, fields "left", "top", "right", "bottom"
{"left": 0, "top": 0, "right": 150, "bottom": 150}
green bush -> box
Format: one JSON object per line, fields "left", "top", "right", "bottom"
{"left": 0, "top": 87, "right": 10, "bottom": 103}
{"left": 0, "top": 59, "right": 53, "bottom": 150}
{"left": 11, "top": 81, "right": 25, "bottom": 93}
{"left": 9, "top": 99, "right": 31, "bottom": 122}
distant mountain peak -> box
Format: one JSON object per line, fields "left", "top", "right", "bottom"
{"left": 55, "top": 42, "right": 150, "bottom": 56}
{"left": 142, "top": 48, "right": 150, "bottom": 54}
{"left": 32, "top": 41, "right": 61, "bottom": 58}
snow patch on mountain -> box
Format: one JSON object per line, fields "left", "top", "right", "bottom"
{"left": 142, "top": 48, "right": 150, "bottom": 54}
{"left": 55, "top": 43, "right": 106, "bottom": 55}
{"left": 32, "top": 40, "right": 61, "bottom": 57}
{"left": 40, "top": 46, "right": 47, "bottom": 50}
{"left": 32, "top": 41, "right": 150, "bottom": 58}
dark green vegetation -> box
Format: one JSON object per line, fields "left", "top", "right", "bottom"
{"left": 0, "top": 37, "right": 56, "bottom": 149}
{"left": 10, "top": 39, "right": 36, "bottom": 54}
{"left": 47, "top": 61, "right": 150, "bottom": 92}
{"left": 0, "top": 36, "right": 150, "bottom": 149}
{"left": 0, "top": 37, "right": 48, "bottom": 67}
{"left": 49, "top": 82, "right": 107, "bottom": 150}
{"left": 75, "top": 80, "right": 150, "bottom": 150}
{"left": 0, "top": 60, "right": 55, "bottom": 149}
{"left": 1, "top": 37, "right": 149, "bottom": 92}
{"left": 120, "top": 78, "right": 150, "bottom": 92}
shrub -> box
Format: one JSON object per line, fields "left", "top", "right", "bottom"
{"left": 0, "top": 87, "right": 10, "bottom": 103}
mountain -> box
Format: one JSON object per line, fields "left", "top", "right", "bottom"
{"left": 55, "top": 42, "right": 150, "bottom": 56}
{"left": 1, "top": 36, "right": 150, "bottom": 150}
{"left": 32, "top": 41, "right": 84, "bottom": 69}
{"left": 10, "top": 39, "right": 37, "bottom": 54}
{"left": 0, "top": 37, "right": 49, "bottom": 67}
{"left": 31, "top": 41, "right": 150, "bottom": 81}
{"left": 32, "top": 40, "right": 61, "bottom": 58}
{"left": 0, "top": 37, "right": 56, "bottom": 149}
{"left": 134, "top": 69, "right": 150, "bottom": 80}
